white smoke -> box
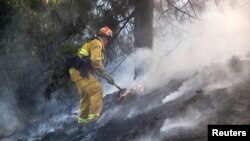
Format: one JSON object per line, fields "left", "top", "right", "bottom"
{"left": 108, "top": 0, "right": 250, "bottom": 94}
{"left": 144, "top": 1, "right": 250, "bottom": 91}
{"left": 103, "top": 1, "right": 250, "bottom": 123}
{"left": 0, "top": 88, "right": 22, "bottom": 141}
{"left": 133, "top": 107, "right": 208, "bottom": 141}
{"left": 128, "top": 1, "right": 250, "bottom": 141}
{"left": 160, "top": 108, "right": 202, "bottom": 133}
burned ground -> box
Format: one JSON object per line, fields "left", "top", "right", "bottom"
{"left": 16, "top": 59, "right": 250, "bottom": 141}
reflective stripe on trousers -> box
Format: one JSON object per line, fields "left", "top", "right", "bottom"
{"left": 78, "top": 113, "right": 100, "bottom": 124}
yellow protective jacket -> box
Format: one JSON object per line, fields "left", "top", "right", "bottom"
{"left": 69, "top": 38, "right": 105, "bottom": 121}
{"left": 69, "top": 38, "right": 105, "bottom": 83}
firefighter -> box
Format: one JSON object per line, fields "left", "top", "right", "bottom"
{"left": 44, "top": 26, "right": 117, "bottom": 126}
{"left": 69, "top": 26, "right": 116, "bottom": 125}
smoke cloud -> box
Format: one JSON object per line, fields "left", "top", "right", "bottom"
{"left": 110, "top": 1, "right": 250, "bottom": 94}
{"left": 110, "top": 1, "right": 250, "bottom": 141}
{"left": 0, "top": 87, "right": 22, "bottom": 141}
{"left": 110, "top": 0, "right": 249, "bottom": 108}
{"left": 103, "top": 0, "right": 250, "bottom": 117}
{"left": 145, "top": 1, "right": 250, "bottom": 91}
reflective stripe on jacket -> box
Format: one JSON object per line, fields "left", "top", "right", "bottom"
{"left": 70, "top": 38, "right": 105, "bottom": 82}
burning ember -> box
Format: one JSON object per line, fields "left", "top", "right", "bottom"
{"left": 118, "top": 84, "right": 145, "bottom": 101}
{"left": 135, "top": 84, "right": 145, "bottom": 93}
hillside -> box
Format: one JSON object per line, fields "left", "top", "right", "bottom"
{"left": 15, "top": 58, "right": 250, "bottom": 141}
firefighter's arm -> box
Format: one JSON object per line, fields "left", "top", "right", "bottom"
{"left": 90, "top": 44, "right": 115, "bottom": 85}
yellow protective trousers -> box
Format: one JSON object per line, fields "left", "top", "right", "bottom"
{"left": 69, "top": 68, "right": 103, "bottom": 124}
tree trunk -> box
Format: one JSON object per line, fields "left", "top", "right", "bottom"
{"left": 133, "top": 0, "right": 154, "bottom": 79}
{"left": 134, "top": 0, "right": 154, "bottom": 48}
